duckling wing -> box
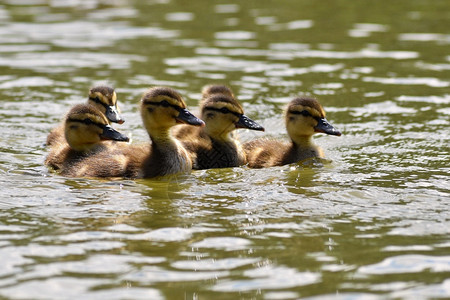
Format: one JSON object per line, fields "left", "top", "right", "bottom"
{"left": 61, "top": 143, "right": 148, "bottom": 178}
{"left": 45, "top": 142, "right": 93, "bottom": 172}
{"left": 46, "top": 124, "right": 64, "bottom": 146}
{"left": 243, "top": 139, "right": 291, "bottom": 168}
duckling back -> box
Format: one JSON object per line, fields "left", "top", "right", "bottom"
{"left": 59, "top": 142, "right": 147, "bottom": 178}
{"left": 243, "top": 139, "right": 295, "bottom": 168}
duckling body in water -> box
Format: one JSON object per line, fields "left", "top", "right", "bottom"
{"left": 45, "top": 104, "right": 129, "bottom": 174}
{"left": 46, "top": 85, "right": 124, "bottom": 146}
{"left": 243, "top": 97, "right": 341, "bottom": 168}
{"left": 137, "top": 86, "right": 205, "bottom": 178}
{"left": 61, "top": 87, "right": 204, "bottom": 178}
{"left": 173, "top": 85, "right": 264, "bottom": 169}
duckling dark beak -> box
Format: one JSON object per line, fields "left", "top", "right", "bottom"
{"left": 105, "top": 105, "right": 125, "bottom": 124}
{"left": 236, "top": 114, "right": 265, "bottom": 131}
{"left": 100, "top": 125, "right": 130, "bottom": 142}
{"left": 314, "top": 118, "right": 342, "bottom": 136}
{"left": 176, "top": 109, "right": 205, "bottom": 126}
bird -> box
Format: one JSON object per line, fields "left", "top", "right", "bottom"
{"left": 46, "top": 85, "right": 125, "bottom": 146}
{"left": 243, "top": 97, "right": 341, "bottom": 168}
{"left": 172, "top": 84, "right": 264, "bottom": 169}
{"left": 45, "top": 103, "right": 129, "bottom": 174}
{"left": 58, "top": 86, "right": 205, "bottom": 178}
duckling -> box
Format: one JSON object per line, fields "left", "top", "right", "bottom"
{"left": 173, "top": 85, "right": 265, "bottom": 169}
{"left": 62, "top": 87, "right": 205, "bottom": 178}
{"left": 45, "top": 103, "right": 129, "bottom": 173}
{"left": 46, "top": 85, "right": 125, "bottom": 146}
{"left": 243, "top": 97, "right": 341, "bottom": 168}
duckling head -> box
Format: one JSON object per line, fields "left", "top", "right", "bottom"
{"left": 140, "top": 87, "right": 204, "bottom": 135}
{"left": 285, "top": 97, "right": 341, "bottom": 142}
{"left": 200, "top": 86, "right": 264, "bottom": 140}
{"left": 201, "top": 84, "right": 235, "bottom": 100}
{"left": 65, "top": 104, "right": 129, "bottom": 152}
{"left": 88, "top": 86, "right": 125, "bottom": 124}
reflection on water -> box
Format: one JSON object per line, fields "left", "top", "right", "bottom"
{"left": 0, "top": 0, "right": 449, "bottom": 299}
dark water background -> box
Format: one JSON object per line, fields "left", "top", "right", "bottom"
{"left": 0, "top": 0, "right": 449, "bottom": 299}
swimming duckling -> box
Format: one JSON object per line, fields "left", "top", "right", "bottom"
{"left": 243, "top": 97, "right": 341, "bottom": 168}
{"left": 45, "top": 104, "right": 129, "bottom": 173}
{"left": 62, "top": 87, "right": 205, "bottom": 178}
{"left": 173, "top": 85, "right": 264, "bottom": 169}
{"left": 46, "top": 85, "right": 124, "bottom": 146}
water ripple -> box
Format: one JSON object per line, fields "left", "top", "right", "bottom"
{"left": 0, "top": 21, "right": 179, "bottom": 48}
{"left": 349, "top": 23, "right": 389, "bottom": 38}
{"left": 123, "top": 266, "right": 228, "bottom": 283}
{"left": 130, "top": 227, "right": 193, "bottom": 242}
{"left": 350, "top": 101, "right": 416, "bottom": 117}
{"left": 215, "top": 31, "right": 255, "bottom": 40}
{"left": 391, "top": 279, "right": 450, "bottom": 299}
{"left": 267, "top": 20, "right": 313, "bottom": 31}
{"left": 396, "top": 95, "right": 450, "bottom": 104}
{"left": 358, "top": 255, "right": 450, "bottom": 274}
{"left": 195, "top": 47, "right": 418, "bottom": 60}
{"left": 399, "top": 33, "right": 450, "bottom": 44}
{"left": 191, "top": 237, "right": 252, "bottom": 251}
{"left": 212, "top": 266, "right": 320, "bottom": 291}
{"left": 363, "top": 76, "right": 449, "bottom": 87}
{"left": 215, "top": 4, "right": 240, "bottom": 13}
{"left": 0, "top": 277, "right": 163, "bottom": 300}
{"left": 172, "top": 257, "right": 259, "bottom": 271}
{"left": 0, "top": 76, "right": 55, "bottom": 89}
{"left": 0, "top": 52, "right": 145, "bottom": 73}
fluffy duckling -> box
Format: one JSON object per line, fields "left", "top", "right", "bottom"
{"left": 173, "top": 85, "right": 264, "bottom": 169}
{"left": 45, "top": 104, "right": 129, "bottom": 173}
{"left": 46, "top": 85, "right": 124, "bottom": 146}
{"left": 63, "top": 87, "right": 205, "bottom": 178}
{"left": 244, "top": 97, "right": 341, "bottom": 168}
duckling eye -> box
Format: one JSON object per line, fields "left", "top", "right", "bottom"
{"left": 301, "top": 110, "right": 312, "bottom": 117}
{"left": 160, "top": 100, "right": 170, "bottom": 107}
{"left": 290, "top": 110, "right": 312, "bottom": 117}
{"left": 220, "top": 107, "right": 230, "bottom": 114}
{"left": 82, "top": 118, "right": 93, "bottom": 125}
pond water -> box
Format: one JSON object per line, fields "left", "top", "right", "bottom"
{"left": 0, "top": 0, "right": 449, "bottom": 299}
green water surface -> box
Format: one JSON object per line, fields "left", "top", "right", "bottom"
{"left": 0, "top": 0, "right": 449, "bottom": 299}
